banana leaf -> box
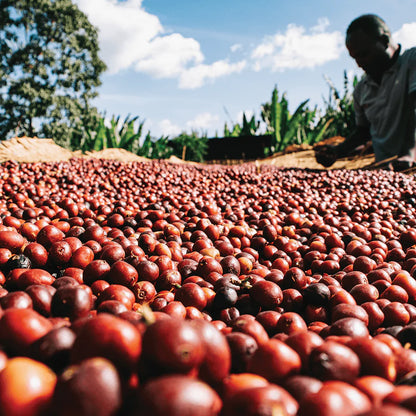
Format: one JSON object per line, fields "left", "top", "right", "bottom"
{"left": 151, "top": 136, "right": 172, "bottom": 159}
{"left": 308, "top": 118, "right": 333, "bottom": 145}
{"left": 271, "top": 86, "right": 281, "bottom": 148}
{"left": 224, "top": 123, "right": 231, "bottom": 137}
{"left": 138, "top": 132, "right": 153, "bottom": 158}
{"left": 277, "top": 99, "right": 309, "bottom": 152}
{"left": 119, "top": 116, "right": 145, "bottom": 151}
{"left": 279, "top": 94, "right": 289, "bottom": 144}
{"left": 93, "top": 117, "right": 106, "bottom": 151}
{"left": 105, "top": 115, "right": 120, "bottom": 148}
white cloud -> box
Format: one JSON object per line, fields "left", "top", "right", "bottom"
{"left": 311, "top": 17, "right": 330, "bottom": 34}
{"left": 75, "top": 4, "right": 350, "bottom": 88}
{"left": 75, "top": 0, "right": 163, "bottom": 74}
{"left": 75, "top": 0, "right": 244, "bottom": 88}
{"left": 230, "top": 43, "right": 242, "bottom": 53}
{"left": 134, "top": 33, "right": 203, "bottom": 78}
{"left": 157, "top": 113, "right": 219, "bottom": 137}
{"left": 186, "top": 112, "right": 219, "bottom": 131}
{"left": 251, "top": 19, "right": 344, "bottom": 71}
{"left": 158, "top": 119, "right": 182, "bottom": 137}
{"left": 393, "top": 22, "right": 416, "bottom": 50}
{"left": 179, "top": 60, "right": 246, "bottom": 89}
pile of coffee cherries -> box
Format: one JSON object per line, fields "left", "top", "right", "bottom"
{"left": 1, "top": 158, "right": 416, "bottom": 415}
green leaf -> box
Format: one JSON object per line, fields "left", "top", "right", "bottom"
{"left": 94, "top": 117, "right": 106, "bottom": 151}
{"left": 271, "top": 86, "right": 282, "bottom": 147}
{"left": 0, "top": 0, "right": 106, "bottom": 147}
{"left": 118, "top": 116, "right": 144, "bottom": 151}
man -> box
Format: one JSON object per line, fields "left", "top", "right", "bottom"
{"left": 315, "top": 14, "right": 416, "bottom": 171}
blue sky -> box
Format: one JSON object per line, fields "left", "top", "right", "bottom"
{"left": 75, "top": 0, "right": 416, "bottom": 138}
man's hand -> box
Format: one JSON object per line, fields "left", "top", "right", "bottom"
{"left": 314, "top": 144, "right": 338, "bottom": 167}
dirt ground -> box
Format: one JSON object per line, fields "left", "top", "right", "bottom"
{"left": 0, "top": 136, "right": 376, "bottom": 170}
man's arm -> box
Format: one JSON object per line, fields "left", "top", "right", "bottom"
{"left": 333, "top": 125, "right": 371, "bottom": 157}
{"left": 315, "top": 125, "right": 371, "bottom": 167}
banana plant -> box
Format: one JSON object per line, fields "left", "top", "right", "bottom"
{"left": 223, "top": 122, "right": 241, "bottom": 137}
{"left": 298, "top": 108, "right": 333, "bottom": 145}
{"left": 105, "top": 114, "right": 145, "bottom": 152}
{"left": 277, "top": 99, "right": 310, "bottom": 152}
{"left": 137, "top": 132, "right": 153, "bottom": 158}
{"left": 169, "top": 130, "right": 208, "bottom": 162}
{"left": 261, "top": 85, "right": 311, "bottom": 152}
{"left": 319, "top": 71, "right": 357, "bottom": 139}
{"left": 223, "top": 112, "right": 260, "bottom": 137}
{"left": 240, "top": 113, "right": 260, "bottom": 136}
{"left": 271, "top": 86, "right": 282, "bottom": 148}
{"left": 135, "top": 133, "right": 171, "bottom": 159}
{"left": 81, "top": 113, "right": 107, "bottom": 152}
{"left": 81, "top": 112, "right": 145, "bottom": 153}
{"left": 151, "top": 136, "right": 172, "bottom": 159}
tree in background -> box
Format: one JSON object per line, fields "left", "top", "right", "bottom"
{"left": 0, "top": 0, "right": 106, "bottom": 148}
{"left": 170, "top": 131, "right": 208, "bottom": 162}
{"left": 223, "top": 112, "right": 260, "bottom": 137}
{"left": 261, "top": 86, "right": 310, "bottom": 152}
{"left": 80, "top": 113, "right": 146, "bottom": 153}
{"left": 138, "top": 133, "right": 173, "bottom": 160}
{"left": 320, "top": 71, "right": 357, "bottom": 139}
{"left": 261, "top": 85, "right": 333, "bottom": 153}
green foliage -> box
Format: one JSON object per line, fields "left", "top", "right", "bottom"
{"left": 169, "top": 131, "right": 208, "bottom": 162}
{"left": 319, "top": 71, "right": 357, "bottom": 139}
{"left": 261, "top": 86, "right": 307, "bottom": 152}
{"left": 261, "top": 85, "right": 334, "bottom": 153}
{"left": 223, "top": 112, "right": 260, "bottom": 137}
{"left": 81, "top": 113, "right": 146, "bottom": 153}
{"left": 105, "top": 114, "right": 145, "bottom": 152}
{"left": 0, "top": 0, "right": 106, "bottom": 147}
{"left": 136, "top": 132, "right": 153, "bottom": 158}
{"left": 82, "top": 110, "right": 106, "bottom": 152}
{"left": 223, "top": 122, "right": 241, "bottom": 137}
{"left": 136, "top": 133, "right": 172, "bottom": 160}
{"left": 295, "top": 107, "right": 333, "bottom": 146}
{"left": 241, "top": 113, "right": 260, "bottom": 136}
{"left": 271, "top": 86, "right": 282, "bottom": 146}
{"left": 151, "top": 135, "right": 173, "bottom": 159}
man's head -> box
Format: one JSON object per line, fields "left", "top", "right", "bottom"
{"left": 346, "top": 14, "right": 398, "bottom": 81}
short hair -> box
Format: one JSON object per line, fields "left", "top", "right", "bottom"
{"left": 346, "top": 14, "right": 391, "bottom": 40}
